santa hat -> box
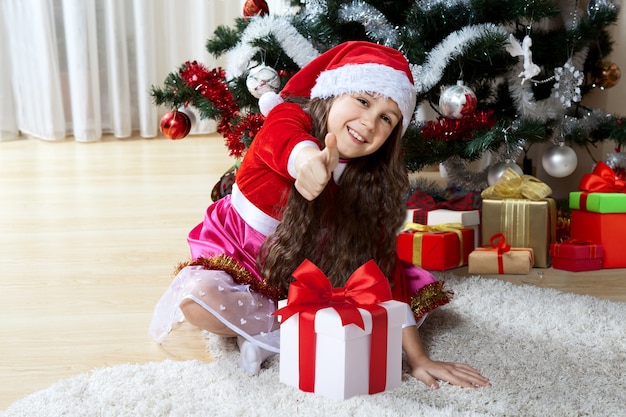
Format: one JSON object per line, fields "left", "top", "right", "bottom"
{"left": 259, "top": 41, "right": 416, "bottom": 134}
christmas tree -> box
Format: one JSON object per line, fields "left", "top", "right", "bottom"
{"left": 152, "top": 0, "right": 625, "bottom": 190}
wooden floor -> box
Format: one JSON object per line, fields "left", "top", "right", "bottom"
{"left": 1, "top": 133, "right": 625, "bottom": 410}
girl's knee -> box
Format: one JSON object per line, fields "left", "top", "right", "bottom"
{"left": 180, "top": 299, "right": 236, "bottom": 336}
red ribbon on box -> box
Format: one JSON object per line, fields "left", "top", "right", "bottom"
{"left": 402, "top": 222, "right": 466, "bottom": 268}
{"left": 406, "top": 190, "right": 480, "bottom": 224}
{"left": 551, "top": 239, "right": 600, "bottom": 258}
{"left": 274, "top": 259, "right": 392, "bottom": 394}
{"left": 578, "top": 161, "right": 626, "bottom": 210}
{"left": 488, "top": 233, "right": 511, "bottom": 274}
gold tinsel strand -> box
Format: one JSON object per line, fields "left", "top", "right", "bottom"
{"left": 409, "top": 281, "right": 454, "bottom": 320}
{"left": 174, "top": 255, "right": 285, "bottom": 301}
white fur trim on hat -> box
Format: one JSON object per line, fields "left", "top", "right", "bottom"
{"left": 310, "top": 63, "right": 416, "bottom": 133}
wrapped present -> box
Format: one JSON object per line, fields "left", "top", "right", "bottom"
{"left": 427, "top": 208, "right": 481, "bottom": 247}
{"left": 405, "top": 189, "right": 480, "bottom": 224}
{"left": 468, "top": 233, "right": 534, "bottom": 275}
{"left": 550, "top": 240, "right": 604, "bottom": 272}
{"left": 569, "top": 192, "right": 626, "bottom": 213}
{"left": 570, "top": 209, "right": 626, "bottom": 268}
{"left": 397, "top": 223, "right": 474, "bottom": 271}
{"left": 481, "top": 168, "right": 556, "bottom": 268}
{"left": 404, "top": 208, "right": 423, "bottom": 227}
{"left": 568, "top": 161, "right": 626, "bottom": 268}
{"left": 569, "top": 161, "right": 626, "bottom": 213}
{"left": 274, "top": 260, "right": 405, "bottom": 400}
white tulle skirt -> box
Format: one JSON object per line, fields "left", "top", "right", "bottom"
{"left": 149, "top": 266, "right": 280, "bottom": 352}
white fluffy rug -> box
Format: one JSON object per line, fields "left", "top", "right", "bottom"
{"left": 3, "top": 275, "right": 625, "bottom": 417}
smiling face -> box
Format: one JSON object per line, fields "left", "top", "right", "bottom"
{"left": 326, "top": 93, "right": 402, "bottom": 159}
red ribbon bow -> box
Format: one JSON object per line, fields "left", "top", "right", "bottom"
{"left": 489, "top": 233, "right": 511, "bottom": 274}
{"left": 274, "top": 259, "right": 392, "bottom": 394}
{"left": 579, "top": 161, "right": 626, "bottom": 193}
{"left": 577, "top": 161, "right": 626, "bottom": 211}
{"left": 406, "top": 190, "right": 480, "bottom": 224}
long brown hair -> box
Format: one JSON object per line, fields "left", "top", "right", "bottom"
{"left": 258, "top": 96, "right": 409, "bottom": 294}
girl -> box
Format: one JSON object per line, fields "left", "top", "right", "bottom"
{"left": 150, "top": 41, "right": 490, "bottom": 390}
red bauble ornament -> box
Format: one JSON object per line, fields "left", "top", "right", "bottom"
{"left": 243, "top": 0, "right": 269, "bottom": 20}
{"left": 160, "top": 110, "right": 191, "bottom": 140}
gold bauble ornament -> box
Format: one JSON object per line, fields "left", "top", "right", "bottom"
{"left": 592, "top": 61, "right": 621, "bottom": 89}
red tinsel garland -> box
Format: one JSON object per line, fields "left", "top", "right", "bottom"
{"left": 179, "top": 61, "right": 265, "bottom": 158}
{"left": 421, "top": 110, "right": 497, "bottom": 143}
{"left": 233, "top": 113, "right": 266, "bottom": 151}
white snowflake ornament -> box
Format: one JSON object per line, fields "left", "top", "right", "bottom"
{"left": 552, "top": 60, "right": 584, "bottom": 108}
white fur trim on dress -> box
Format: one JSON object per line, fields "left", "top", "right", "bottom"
{"left": 230, "top": 184, "right": 279, "bottom": 237}
{"left": 311, "top": 63, "right": 417, "bottom": 134}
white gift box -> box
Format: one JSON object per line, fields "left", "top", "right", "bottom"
{"left": 427, "top": 209, "right": 481, "bottom": 247}
{"left": 277, "top": 299, "right": 405, "bottom": 400}
{"left": 404, "top": 209, "right": 421, "bottom": 227}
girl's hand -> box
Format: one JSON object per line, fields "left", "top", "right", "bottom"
{"left": 402, "top": 325, "right": 490, "bottom": 390}
{"left": 410, "top": 358, "right": 491, "bottom": 390}
{"left": 295, "top": 133, "right": 339, "bottom": 200}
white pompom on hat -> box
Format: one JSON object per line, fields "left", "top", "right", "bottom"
{"left": 259, "top": 41, "right": 417, "bottom": 134}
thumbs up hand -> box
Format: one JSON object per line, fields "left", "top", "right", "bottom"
{"left": 295, "top": 133, "right": 340, "bottom": 201}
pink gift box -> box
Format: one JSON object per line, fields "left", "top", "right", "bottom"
{"left": 277, "top": 299, "right": 405, "bottom": 400}
{"left": 550, "top": 241, "right": 604, "bottom": 272}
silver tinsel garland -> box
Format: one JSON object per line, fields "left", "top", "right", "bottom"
{"left": 562, "top": 109, "right": 614, "bottom": 138}
{"left": 225, "top": 15, "right": 320, "bottom": 79}
{"left": 338, "top": 1, "right": 399, "bottom": 47}
{"left": 416, "top": 0, "right": 470, "bottom": 11}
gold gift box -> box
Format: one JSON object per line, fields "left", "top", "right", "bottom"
{"left": 481, "top": 199, "right": 556, "bottom": 268}
{"left": 468, "top": 247, "right": 534, "bottom": 275}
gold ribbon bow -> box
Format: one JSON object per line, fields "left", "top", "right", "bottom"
{"left": 481, "top": 167, "right": 552, "bottom": 200}
{"left": 402, "top": 222, "right": 465, "bottom": 268}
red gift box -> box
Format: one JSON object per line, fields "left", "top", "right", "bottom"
{"left": 550, "top": 241, "right": 604, "bottom": 272}
{"left": 397, "top": 224, "right": 474, "bottom": 271}
{"left": 570, "top": 210, "right": 626, "bottom": 268}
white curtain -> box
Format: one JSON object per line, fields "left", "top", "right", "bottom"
{"left": 0, "top": 0, "right": 289, "bottom": 142}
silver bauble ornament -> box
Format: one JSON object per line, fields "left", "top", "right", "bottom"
{"left": 439, "top": 81, "right": 477, "bottom": 119}
{"left": 542, "top": 143, "right": 578, "bottom": 178}
{"left": 246, "top": 65, "right": 280, "bottom": 99}
{"left": 487, "top": 161, "right": 523, "bottom": 186}
{"left": 588, "top": 0, "right": 621, "bottom": 17}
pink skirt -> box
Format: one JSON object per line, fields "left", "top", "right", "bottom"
{"left": 187, "top": 195, "right": 268, "bottom": 281}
